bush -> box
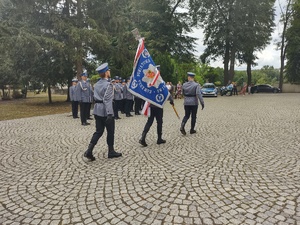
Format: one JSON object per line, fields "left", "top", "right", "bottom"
{"left": 12, "top": 91, "right": 23, "bottom": 99}
{"left": 214, "top": 81, "right": 222, "bottom": 86}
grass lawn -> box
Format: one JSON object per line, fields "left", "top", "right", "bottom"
{"left": 0, "top": 92, "right": 71, "bottom": 121}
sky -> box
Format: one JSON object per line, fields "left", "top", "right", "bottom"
{"left": 190, "top": 0, "right": 286, "bottom": 70}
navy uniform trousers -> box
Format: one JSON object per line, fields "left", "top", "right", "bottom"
{"left": 90, "top": 115, "right": 114, "bottom": 146}
{"left": 182, "top": 105, "right": 198, "bottom": 130}
{"left": 142, "top": 107, "right": 163, "bottom": 138}
{"left": 80, "top": 102, "right": 90, "bottom": 124}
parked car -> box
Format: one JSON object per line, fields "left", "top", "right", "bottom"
{"left": 201, "top": 83, "right": 218, "bottom": 97}
{"left": 251, "top": 84, "right": 281, "bottom": 93}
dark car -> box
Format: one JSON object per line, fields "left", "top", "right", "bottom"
{"left": 251, "top": 84, "right": 280, "bottom": 93}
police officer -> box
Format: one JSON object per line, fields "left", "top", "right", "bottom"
{"left": 113, "top": 76, "right": 123, "bottom": 119}
{"left": 70, "top": 78, "right": 79, "bottom": 118}
{"left": 77, "top": 72, "right": 91, "bottom": 126}
{"left": 123, "top": 78, "right": 134, "bottom": 117}
{"left": 84, "top": 63, "right": 122, "bottom": 161}
{"left": 120, "top": 79, "right": 126, "bottom": 114}
{"left": 180, "top": 72, "right": 204, "bottom": 135}
{"left": 134, "top": 96, "right": 142, "bottom": 115}
{"left": 139, "top": 65, "right": 174, "bottom": 147}
{"left": 87, "top": 78, "right": 94, "bottom": 120}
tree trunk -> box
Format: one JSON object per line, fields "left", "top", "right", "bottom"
{"left": 48, "top": 86, "right": 52, "bottom": 103}
{"left": 247, "top": 62, "right": 252, "bottom": 87}
{"left": 76, "top": 0, "right": 83, "bottom": 80}
{"left": 279, "top": 0, "right": 292, "bottom": 91}
{"left": 223, "top": 40, "right": 230, "bottom": 85}
{"left": 279, "top": 23, "right": 287, "bottom": 91}
{"left": 229, "top": 47, "right": 236, "bottom": 82}
{"left": 67, "top": 78, "right": 71, "bottom": 102}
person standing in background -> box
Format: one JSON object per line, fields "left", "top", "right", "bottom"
{"left": 123, "top": 78, "right": 134, "bottom": 117}
{"left": 87, "top": 78, "right": 94, "bottom": 120}
{"left": 113, "top": 76, "right": 123, "bottom": 120}
{"left": 76, "top": 72, "right": 91, "bottom": 126}
{"left": 70, "top": 78, "right": 79, "bottom": 119}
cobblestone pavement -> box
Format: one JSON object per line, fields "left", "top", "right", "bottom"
{"left": 0, "top": 93, "right": 299, "bottom": 225}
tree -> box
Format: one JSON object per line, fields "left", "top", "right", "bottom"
{"left": 277, "top": 0, "right": 294, "bottom": 89}
{"left": 285, "top": 0, "right": 300, "bottom": 83}
{"left": 190, "top": 0, "right": 275, "bottom": 86}
{"left": 131, "top": 0, "right": 197, "bottom": 64}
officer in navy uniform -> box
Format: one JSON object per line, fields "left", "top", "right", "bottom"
{"left": 87, "top": 78, "right": 94, "bottom": 120}
{"left": 120, "top": 79, "right": 126, "bottom": 114}
{"left": 139, "top": 65, "right": 174, "bottom": 147}
{"left": 84, "top": 63, "right": 122, "bottom": 161}
{"left": 113, "top": 76, "right": 123, "bottom": 119}
{"left": 70, "top": 78, "right": 79, "bottom": 118}
{"left": 76, "top": 72, "right": 91, "bottom": 126}
{"left": 134, "top": 96, "right": 142, "bottom": 115}
{"left": 180, "top": 72, "right": 204, "bottom": 135}
{"left": 123, "top": 78, "right": 134, "bottom": 117}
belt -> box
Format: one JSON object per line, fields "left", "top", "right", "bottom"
{"left": 95, "top": 100, "right": 103, "bottom": 103}
{"left": 184, "top": 95, "right": 196, "bottom": 97}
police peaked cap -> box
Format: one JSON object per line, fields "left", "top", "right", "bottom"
{"left": 187, "top": 72, "right": 196, "bottom": 77}
{"left": 96, "top": 63, "right": 110, "bottom": 74}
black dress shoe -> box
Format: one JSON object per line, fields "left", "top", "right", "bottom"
{"left": 108, "top": 151, "right": 122, "bottom": 158}
{"left": 74, "top": 116, "right": 79, "bottom": 119}
{"left": 126, "top": 114, "right": 133, "bottom": 117}
{"left": 139, "top": 139, "right": 147, "bottom": 147}
{"left": 84, "top": 151, "right": 95, "bottom": 161}
{"left": 82, "top": 122, "right": 90, "bottom": 126}
{"left": 190, "top": 130, "right": 196, "bottom": 134}
{"left": 115, "top": 117, "right": 121, "bottom": 120}
{"left": 157, "top": 139, "right": 166, "bottom": 144}
{"left": 87, "top": 118, "right": 93, "bottom": 120}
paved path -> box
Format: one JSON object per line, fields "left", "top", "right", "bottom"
{"left": 0, "top": 93, "right": 299, "bottom": 225}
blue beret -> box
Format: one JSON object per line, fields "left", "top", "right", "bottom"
{"left": 114, "top": 76, "right": 119, "bottom": 80}
{"left": 72, "top": 78, "right": 78, "bottom": 82}
{"left": 122, "top": 79, "right": 125, "bottom": 82}
{"left": 96, "top": 63, "right": 109, "bottom": 74}
{"left": 187, "top": 72, "right": 196, "bottom": 77}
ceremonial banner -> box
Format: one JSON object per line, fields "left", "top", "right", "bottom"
{"left": 128, "top": 38, "right": 170, "bottom": 109}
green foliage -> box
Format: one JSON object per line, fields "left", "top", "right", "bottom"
{"left": 153, "top": 53, "right": 175, "bottom": 83}
{"left": 90, "top": 74, "right": 100, "bottom": 86}
{"left": 285, "top": 0, "right": 300, "bottom": 83}
{"left": 191, "top": 0, "right": 276, "bottom": 84}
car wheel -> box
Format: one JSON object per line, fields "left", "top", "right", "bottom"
{"left": 273, "top": 89, "right": 278, "bottom": 93}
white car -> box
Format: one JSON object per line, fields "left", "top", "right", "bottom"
{"left": 201, "top": 83, "right": 218, "bottom": 97}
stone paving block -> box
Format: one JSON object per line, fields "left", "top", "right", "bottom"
{"left": 0, "top": 94, "right": 299, "bottom": 225}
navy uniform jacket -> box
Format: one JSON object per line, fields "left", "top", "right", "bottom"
{"left": 114, "top": 83, "right": 123, "bottom": 100}
{"left": 93, "top": 78, "right": 114, "bottom": 116}
{"left": 69, "top": 85, "right": 78, "bottom": 101}
{"left": 123, "top": 83, "right": 134, "bottom": 100}
{"left": 76, "top": 80, "right": 91, "bottom": 103}
{"left": 182, "top": 81, "right": 204, "bottom": 106}
{"left": 87, "top": 83, "right": 94, "bottom": 103}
